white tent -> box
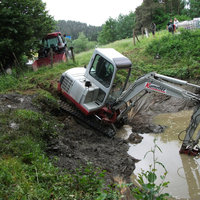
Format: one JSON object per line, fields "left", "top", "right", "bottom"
{"left": 177, "top": 17, "right": 200, "bottom": 30}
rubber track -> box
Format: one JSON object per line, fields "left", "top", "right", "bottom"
{"left": 58, "top": 100, "right": 115, "bottom": 137}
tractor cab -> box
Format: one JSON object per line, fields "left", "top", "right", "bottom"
{"left": 38, "top": 32, "right": 66, "bottom": 58}
{"left": 32, "top": 32, "right": 67, "bottom": 69}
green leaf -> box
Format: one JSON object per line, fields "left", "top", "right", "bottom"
{"left": 162, "top": 181, "right": 170, "bottom": 187}
{"left": 147, "top": 172, "right": 157, "bottom": 183}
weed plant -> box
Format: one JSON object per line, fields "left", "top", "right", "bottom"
{"left": 132, "top": 139, "right": 170, "bottom": 200}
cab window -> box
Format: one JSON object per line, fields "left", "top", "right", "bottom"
{"left": 89, "top": 55, "right": 114, "bottom": 88}
{"left": 107, "top": 68, "right": 130, "bottom": 103}
{"left": 46, "top": 37, "right": 59, "bottom": 48}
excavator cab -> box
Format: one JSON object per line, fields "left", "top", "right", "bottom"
{"left": 85, "top": 48, "right": 132, "bottom": 105}
{"left": 89, "top": 55, "right": 114, "bottom": 88}
{"left": 108, "top": 65, "right": 132, "bottom": 103}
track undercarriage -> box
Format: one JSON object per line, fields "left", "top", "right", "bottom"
{"left": 59, "top": 100, "right": 116, "bottom": 137}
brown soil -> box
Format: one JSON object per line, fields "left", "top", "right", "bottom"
{"left": 46, "top": 117, "right": 136, "bottom": 183}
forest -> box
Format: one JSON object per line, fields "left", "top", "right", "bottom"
{"left": 0, "top": 0, "right": 199, "bottom": 70}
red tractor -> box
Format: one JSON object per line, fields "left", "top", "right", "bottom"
{"left": 32, "top": 32, "right": 71, "bottom": 70}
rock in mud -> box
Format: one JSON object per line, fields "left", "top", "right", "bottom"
{"left": 127, "top": 133, "right": 143, "bottom": 144}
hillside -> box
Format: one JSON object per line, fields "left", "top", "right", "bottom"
{"left": 55, "top": 20, "right": 102, "bottom": 41}
{"left": 0, "top": 29, "right": 200, "bottom": 199}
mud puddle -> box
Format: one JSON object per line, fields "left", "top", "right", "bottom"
{"left": 117, "top": 111, "right": 200, "bottom": 199}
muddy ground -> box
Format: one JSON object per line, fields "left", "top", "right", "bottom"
{"left": 0, "top": 92, "right": 196, "bottom": 184}
{"left": 129, "top": 92, "right": 195, "bottom": 134}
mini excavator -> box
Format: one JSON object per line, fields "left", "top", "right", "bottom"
{"left": 58, "top": 48, "right": 200, "bottom": 156}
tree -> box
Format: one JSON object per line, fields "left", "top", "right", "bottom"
{"left": 187, "top": 0, "right": 200, "bottom": 18}
{"left": 73, "top": 32, "right": 96, "bottom": 53}
{"left": 135, "top": 0, "right": 186, "bottom": 32}
{"left": 116, "top": 12, "right": 136, "bottom": 40}
{"left": 98, "top": 18, "right": 118, "bottom": 45}
{"left": 135, "top": 0, "right": 163, "bottom": 32}
{"left": 162, "top": 0, "right": 185, "bottom": 15}
{"left": 98, "top": 12, "right": 136, "bottom": 45}
{"left": 55, "top": 20, "right": 102, "bottom": 41}
{"left": 0, "top": 0, "right": 54, "bottom": 70}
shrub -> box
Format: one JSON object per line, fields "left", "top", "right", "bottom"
{"left": 146, "top": 29, "right": 200, "bottom": 62}
{"left": 73, "top": 32, "right": 97, "bottom": 53}
{"left": 144, "top": 29, "right": 200, "bottom": 79}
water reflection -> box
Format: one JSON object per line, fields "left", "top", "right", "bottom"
{"left": 154, "top": 110, "right": 194, "bottom": 144}
{"left": 117, "top": 110, "right": 200, "bottom": 199}
{"left": 181, "top": 155, "right": 200, "bottom": 199}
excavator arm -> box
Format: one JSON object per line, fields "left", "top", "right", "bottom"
{"left": 112, "top": 72, "right": 200, "bottom": 156}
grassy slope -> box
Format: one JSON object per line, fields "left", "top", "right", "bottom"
{"left": 0, "top": 29, "right": 199, "bottom": 199}
{"left": 1, "top": 29, "right": 199, "bottom": 93}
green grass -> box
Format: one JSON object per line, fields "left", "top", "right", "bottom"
{"left": 0, "top": 108, "right": 66, "bottom": 199}
{"left": 0, "top": 156, "right": 115, "bottom": 199}
{"left": 145, "top": 29, "right": 200, "bottom": 78}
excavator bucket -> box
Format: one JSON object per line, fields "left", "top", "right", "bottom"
{"left": 179, "top": 104, "right": 200, "bottom": 156}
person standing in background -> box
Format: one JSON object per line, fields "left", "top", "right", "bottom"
{"left": 150, "top": 22, "right": 156, "bottom": 37}
{"left": 174, "top": 18, "right": 179, "bottom": 32}
{"left": 167, "top": 18, "right": 174, "bottom": 34}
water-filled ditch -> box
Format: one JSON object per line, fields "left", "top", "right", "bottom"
{"left": 117, "top": 110, "right": 200, "bottom": 199}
